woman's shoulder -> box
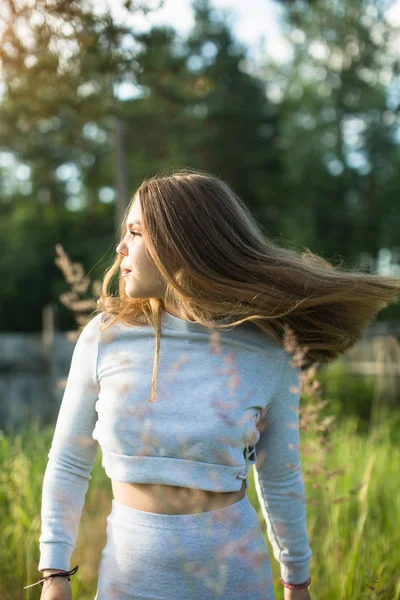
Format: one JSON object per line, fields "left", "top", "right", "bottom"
{"left": 74, "top": 312, "right": 104, "bottom": 345}
{"left": 83, "top": 311, "right": 106, "bottom": 330}
{"left": 87, "top": 311, "right": 152, "bottom": 336}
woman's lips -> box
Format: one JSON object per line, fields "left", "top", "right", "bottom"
{"left": 121, "top": 269, "right": 132, "bottom": 277}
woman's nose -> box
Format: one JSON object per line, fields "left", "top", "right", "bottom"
{"left": 116, "top": 241, "right": 128, "bottom": 256}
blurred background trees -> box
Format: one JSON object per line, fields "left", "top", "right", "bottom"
{"left": 0, "top": 0, "right": 399, "bottom": 331}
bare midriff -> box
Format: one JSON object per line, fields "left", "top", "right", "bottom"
{"left": 111, "top": 479, "right": 246, "bottom": 514}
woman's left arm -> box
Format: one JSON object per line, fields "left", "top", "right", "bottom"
{"left": 253, "top": 349, "right": 313, "bottom": 590}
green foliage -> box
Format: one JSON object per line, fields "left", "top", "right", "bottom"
{"left": 0, "top": 196, "right": 116, "bottom": 330}
{"left": 1, "top": 0, "right": 400, "bottom": 331}
{"left": 260, "top": 0, "right": 400, "bottom": 262}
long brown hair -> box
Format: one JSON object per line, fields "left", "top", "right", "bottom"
{"left": 96, "top": 167, "right": 400, "bottom": 403}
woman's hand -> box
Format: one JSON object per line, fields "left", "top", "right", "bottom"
{"left": 284, "top": 586, "right": 312, "bottom": 600}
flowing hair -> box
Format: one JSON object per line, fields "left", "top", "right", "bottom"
{"left": 96, "top": 167, "right": 400, "bottom": 403}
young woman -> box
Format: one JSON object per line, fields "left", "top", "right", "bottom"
{"left": 29, "top": 168, "right": 400, "bottom": 599}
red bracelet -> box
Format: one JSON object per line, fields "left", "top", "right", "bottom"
{"left": 280, "top": 576, "right": 311, "bottom": 589}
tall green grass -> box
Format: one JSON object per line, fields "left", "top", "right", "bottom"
{"left": 2, "top": 403, "right": 399, "bottom": 600}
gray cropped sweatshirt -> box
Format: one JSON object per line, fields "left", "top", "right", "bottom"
{"left": 38, "top": 310, "right": 312, "bottom": 584}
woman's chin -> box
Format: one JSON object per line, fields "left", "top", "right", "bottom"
{"left": 124, "top": 279, "right": 166, "bottom": 300}
{"left": 125, "top": 285, "right": 149, "bottom": 300}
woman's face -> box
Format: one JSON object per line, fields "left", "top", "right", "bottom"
{"left": 116, "top": 197, "right": 166, "bottom": 299}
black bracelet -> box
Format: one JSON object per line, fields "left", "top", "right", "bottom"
{"left": 23, "top": 565, "right": 79, "bottom": 589}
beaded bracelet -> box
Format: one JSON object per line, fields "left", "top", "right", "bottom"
{"left": 23, "top": 565, "right": 79, "bottom": 589}
{"left": 280, "top": 576, "right": 311, "bottom": 590}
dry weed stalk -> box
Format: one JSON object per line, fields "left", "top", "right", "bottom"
{"left": 281, "top": 322, "right": 364, "bottom": 505}
{"left": 54, "top": 244, "right": 102, "bottom": 341}
{"left": 365, "top": 567, "right": 390, "bottom": 598}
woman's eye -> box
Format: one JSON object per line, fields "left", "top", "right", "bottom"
{"left": 129, "top": 231, "right": 141, "bottom": 237}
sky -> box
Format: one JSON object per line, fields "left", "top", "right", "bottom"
{"left": 97, "top": 0, "right": 400, "bottom": 65}
{"left": 95, "top": 0, "right": 292, "bottom": 64}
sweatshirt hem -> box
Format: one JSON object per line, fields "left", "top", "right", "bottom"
{"left": 280, "top": 563, "right": 311, "bottom": 585}
{"left": 38, "top": 541, "right": 74, "bottom": 573}
{"left": 101, "top": 452, "right": 247, "bottom": 492}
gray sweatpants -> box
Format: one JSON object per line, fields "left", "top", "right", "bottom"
{"left": 94, "top": 494, "right": 275, "bottom": 600}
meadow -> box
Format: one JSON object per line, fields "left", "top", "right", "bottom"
{"left": 1, "top": 362, "right": 400, "bottom": 600}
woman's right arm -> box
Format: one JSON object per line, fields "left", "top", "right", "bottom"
{"left": 37, "top": 313, "right": 103, "bottom": 575}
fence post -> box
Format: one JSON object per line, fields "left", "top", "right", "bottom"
{"left": 41, "top": 303, "right": 56, "bottom": 426}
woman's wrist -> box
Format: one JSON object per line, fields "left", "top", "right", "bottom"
{"left": 281, "top": 576, "right": 312, "bottom": 600}
{"left": 284, "top": 586, "right": 312, "bottom": 600}
{"left": 40, "top": 569, "right": 72, "bottom": 586}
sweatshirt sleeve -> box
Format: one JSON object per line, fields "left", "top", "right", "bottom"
{"left": 252, "top": 349, "right": 312, "bottom": 585}
{"left": 38, "top": 313, "right": 102, "bottom": 573}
